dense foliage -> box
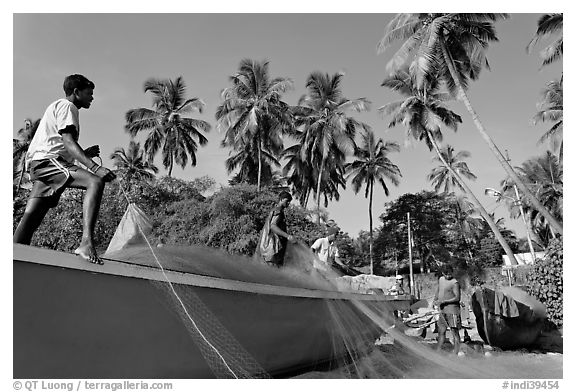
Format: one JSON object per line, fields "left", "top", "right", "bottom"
{"left": 526, "top": 237, "right": 563, "bottom": 327}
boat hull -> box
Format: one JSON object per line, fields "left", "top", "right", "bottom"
{"left": 471, "top": 288, "right": 545, "bottom": 350}
{"left": 14, "top": 245, "right": 410, "bottom": 378}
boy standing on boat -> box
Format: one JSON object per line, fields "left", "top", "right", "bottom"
{"left": 311, "top": 226, "right": 341, "bottom": 270}
{"left": 13, "top": 74, "right": 116, "bottom": 265}
{"left": 433, "top": 265, "right": 462, "bottom": 355}
{"left": 258, "top": 191, "right": 295, "bottom": 266}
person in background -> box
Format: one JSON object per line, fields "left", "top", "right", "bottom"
{"left": 388, "top": 275, "right": 406, "bottom": 295}
{"left": 13, "top": 74, "right": 116, "bottom": 264}
{"left": 311, "top": 226, "right": 341, "bottom": 270}
{"left": 433, "top": 265, "right": 463, "bottom": 355}
{"left": 258, "top": 191, "right": 294, "bottom": 267}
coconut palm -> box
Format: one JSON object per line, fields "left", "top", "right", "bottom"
{"left": 533, "top": 79, "right": 562, "bottom": 160}
{"left": 224, "top": 135, "right": 281, "bottom": 186}
{"left": 427, "top": 147, "right": 481, "bottom": 264}
{"left": 346, "top": 127, "right": 401, "bottom": 274}
{"left": 527, "top": 13, "right": 563, "bottom": 67}
{"left": 427, "top": 145, "right": 477, "bottom": 193}
{"left": 294, "top": 71, "right": 370, "bottom": 221}
{"left": 380, "top": 66, "right": 519, "bottom": 264}
{"left": 282, "top": 139, "right": 315, "bottom": 207}
{"left": 125, "top": 76, "right": 210, "bottom": 177}
{"left": 13, "top": 118, "right": 40, "bottom": 191}
{"left": 110, "top": 141, "right": 158, "bottom": 185}
{"left": 215, "top": 59, "right": 293, "bottom": 191}
{"left": 378, "top": 13, "right": 563, "bottom": 236}
{"left": 501, "top": 151, "right": 562, "bottom": 245}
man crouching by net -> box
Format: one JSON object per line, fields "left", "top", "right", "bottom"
{"left": 13, "top": 74, "right": 116, "bottom": 265}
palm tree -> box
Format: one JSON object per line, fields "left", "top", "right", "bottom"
{"left": 282, "top": 138, "right": 315, "bottom": 207}
{"left": 215, "top": 59, "right": 293, "bottom": 191}
{"left": 378, "top": 13, "right": 563, "bottom": 236}
{"left": 501, "top": 151, "right": 562, "bottom": 245}
{"left": 294, "top": 71, "right": 370, "bottom": 221}
{"left": 13, "top": 118, "right": 40, "bottom": 191}
{"left": 380, "top": 66, "right": 519, "bottom": 264}
{"left": 427, "top": 146, "right": 477, "bottom": 193}
{"left": 527, "top": 13, "right": 563, "bottom": 67}
{"left": 427, "top": 147, "right": 480, "bottom": 264}
{"left": 346, "top": 127, "right": 401, "bottom": 274}
{"left": 533, "top": 79, "right": 562, "bottom": 160}
{"left": 110, "top": 141, "right": 159, "bottom": 186}
{"left": 224, "top": 136, "right": 280, "bottom": 186}
{"left": 125, "top": 76, "right": 210, "bottom": 177}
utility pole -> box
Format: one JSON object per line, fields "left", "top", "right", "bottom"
{"left": 407, "top": 212, "right": 414, "bottom": 296}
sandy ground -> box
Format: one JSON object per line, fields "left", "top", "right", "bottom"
{"left": 293, "top": 318, "right": 563, "bottom": 379}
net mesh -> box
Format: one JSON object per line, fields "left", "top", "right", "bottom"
{"left": 104, "top": 203, "right": 562, "bottom": 379}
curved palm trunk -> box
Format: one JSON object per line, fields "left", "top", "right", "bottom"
{"left": 428, "top": 132, "right": 518, "bottom": 265}
{"left": 304, "top": 188, "right": 310, "bottom": 208}
{"left": 369, "top": 178, "right": 374, "bottom": 275}
{"left": 440, "top": 41, "right": 563, "bottom": 236}
{"left": 167, "top": 154, "right": 174, "bottom": 177}
{"left": 316, "top": 159, "right": 325, "bottom": 224}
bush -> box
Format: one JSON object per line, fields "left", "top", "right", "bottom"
{"left": 526, "top": 237, "right": 563, "bottom": 328}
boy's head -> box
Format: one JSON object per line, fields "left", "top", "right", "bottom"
{"left": 63, "top": 74, "right": 95, "bottom": 109}
{"left": 442, "top": 265, "right": 454, "bottom": 279}
{"left": 278, "top": 191, "right": 292, "bottom": 208}
{"left": 327, "top": 226, "right": 338, "bottom": 241}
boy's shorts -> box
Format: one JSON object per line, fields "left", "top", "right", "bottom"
{"left": 28, "top": 157, "right": 81, "bottom": 207}
{"left": 438, "top": 312, "right": 462, "bottom": 330}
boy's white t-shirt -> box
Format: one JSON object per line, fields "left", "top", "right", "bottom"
{"left": 311, "top": 237, "right": 339, "bottom": 264}
{"left": 26, "top": 98, "right": 80, "bottom": 167}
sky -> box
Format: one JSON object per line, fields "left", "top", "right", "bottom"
{"left": 11, "top": 12, "right": 563, "bottom": 240}
{"left": 4, "top": 2, "right": 574, "bottom": 388}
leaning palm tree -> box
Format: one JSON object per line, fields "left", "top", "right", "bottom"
{"left": 533, "top": 79, "right": 562, "bottom": 160}
{"left": 527, "top": 13, "right": 563, "bottom": 67}
{"left": 380, "top": 66, "right": 518, "bottom": 264}
{"left": 13, "top": 118, "right": 40, "bottom": 191}
{"left": 215, "top": 59, "right": 293, "bottom": 191}
{"left": 427, "top": 146, "right": 477, "bottom": 193}
{"left": 110, "top": 141, "right": 159, "bottom": 186}
{"left": 125, "top": 76, "right": 210, "bottom": 177}
{"left": 346, "top": 127, "right": 402, "bottom": 275}
{"left": 294, "top": 71, "right": 370, "bottom": 221}
{"left": 378, "top": 13, "right": 563, "bottom": 236}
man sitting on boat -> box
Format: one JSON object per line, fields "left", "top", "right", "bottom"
{"left": 311, "top": 226, "right": 342, "bottom": 271}
{"left": 433, "top": 265, "right": 462, "bottom": 355}
{"left": 13, "top": 74, "right": 116, "bottom": 265}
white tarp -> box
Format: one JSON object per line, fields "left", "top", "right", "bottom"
{"left": 105, "top": 203, "right": 152, "bottom": 255}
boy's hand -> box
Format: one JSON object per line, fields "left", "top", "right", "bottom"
{"left": 94, "top": 166, "right": 116, "bottom": 182}
{"left": 84, "top": 145, "right": 100, "bottom": 158}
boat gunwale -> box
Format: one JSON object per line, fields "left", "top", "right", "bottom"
{"left": 14, "top": 244, "right": 411, "bottom": 303}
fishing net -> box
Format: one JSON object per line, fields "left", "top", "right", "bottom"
{"left": 104, "top": 203, "right": 562, "bottom": 379}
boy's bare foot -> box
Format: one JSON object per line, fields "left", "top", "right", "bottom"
{"left": 74, "top": 245, "right": 104, "bottom": 265}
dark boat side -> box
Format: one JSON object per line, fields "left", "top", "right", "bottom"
{"left": 14, "top": 244, "right": 410, "bottom": 378}
{"left": 471, "top": 287, "right": 545, "bottom": 350}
